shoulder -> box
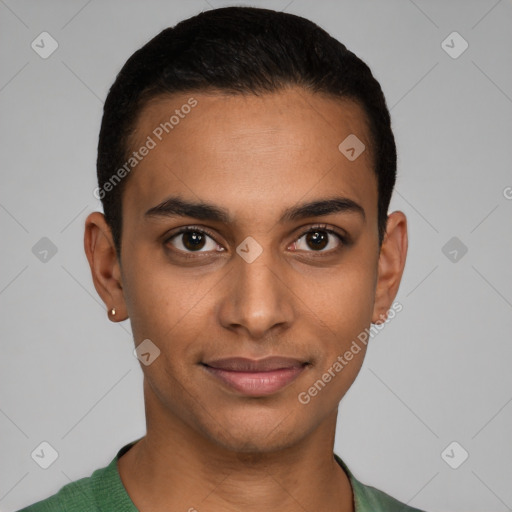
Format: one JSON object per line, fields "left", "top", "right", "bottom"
{"left": 334, "top": 454, "right": 427, "bottom": 512}
{"left": 15, "top": 458, "right": 115, "bottom": 512}
{"left": 351, "top": 478, "right": 426, "bottom": 512}
{"left": 16, "top": 439, "right": 141, "bottom": 511}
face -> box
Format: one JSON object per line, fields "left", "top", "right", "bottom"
{"left": 85, "top": 87, "right": 407, "bottom": 454}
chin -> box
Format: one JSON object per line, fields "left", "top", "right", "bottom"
{"left": 198, "top": 408, "right": 310, "bottom": 455}
{"left": 212, "top": 431, "right": 300, "bottom": 455}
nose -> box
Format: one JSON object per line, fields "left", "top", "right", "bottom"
{"left": 217, "top": 249, "right": 294, "bottom": 341}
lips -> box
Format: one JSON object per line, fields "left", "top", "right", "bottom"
{"left": 202, "top": 356, "right": 308, "bottom": 396}
{"left": 204, "top": 356, "right": 305, "bottom": 372}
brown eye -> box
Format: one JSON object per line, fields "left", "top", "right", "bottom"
{"left": 166, "top": 227, "right": 223, "bottom": 253}
{"left": 182, "top": 231, "right": 206, "bottom": 251}
{"left": 292, "top": 226, "right": 345, "bottom": 253}
{"left": 305, "top": 230, "right": 329, "bottom": 250}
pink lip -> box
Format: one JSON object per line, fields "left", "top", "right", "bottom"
{"left": 202, "top": 357, "right": 307, "bottom": 396}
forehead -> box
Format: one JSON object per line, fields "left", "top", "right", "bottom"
{"left": 122, "top": 88, "right": 377, "bottom": 228}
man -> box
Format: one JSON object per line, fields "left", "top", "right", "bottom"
{"left": 19, "top": 6, "right": 423, "bottom": 511}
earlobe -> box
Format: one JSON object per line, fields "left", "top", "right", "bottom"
{"left": 84, "top": 212, "right": 128, "bottom": 322}
{"left": 371, "top": 211, "right": 408, "bottom": 324}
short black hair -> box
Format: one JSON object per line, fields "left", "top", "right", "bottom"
{"left": 96, "top": 6, "right": 396, "bottom": 259}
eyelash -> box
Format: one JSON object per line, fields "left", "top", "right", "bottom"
{"left": 164, "top": 223, "right": 347, "bottom": 257}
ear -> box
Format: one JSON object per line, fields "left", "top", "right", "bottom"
{"left": 371, "top": 211, "right": 408, "bottom": 324}
{"left": 84, "top": 212, "right": 128, "bottom": 322}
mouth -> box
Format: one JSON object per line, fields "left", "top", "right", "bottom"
{"left": 201, "top": 356, "right": 309, "bottom": 397}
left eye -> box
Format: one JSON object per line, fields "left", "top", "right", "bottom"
{"left": 291, "top": 226, "right": 345, "bottom": 252}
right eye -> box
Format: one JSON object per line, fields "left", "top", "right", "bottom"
{"left": 165, "top": 226, "right": 225, "bottom": 254}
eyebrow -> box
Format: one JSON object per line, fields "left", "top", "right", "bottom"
{"left": 144, "top": 195, "right": 366, "bottom": 224}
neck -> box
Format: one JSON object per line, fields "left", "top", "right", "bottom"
{"left": 118, "top": 381, "right": 354, "bottom": 512}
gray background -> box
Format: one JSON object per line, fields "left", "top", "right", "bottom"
{"left": 1, "top": 1, "right": 511, "bottom": 511}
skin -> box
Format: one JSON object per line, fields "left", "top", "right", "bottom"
{"left": 84, "top": 87, "right": 407, "bottom": 512}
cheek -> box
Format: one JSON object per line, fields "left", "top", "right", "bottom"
{"left": 305, "top": 259, "right": 377, "bottom": 344}
{"left": 121, "top": 249, "right": 201, "bottom": 342}
{"left": 297, "top": 277, "right": 373, "bottom": 409}
{"left": 335, "top": 275, "right": 376, "bottom": 332}
{"left": 123, "top": 263, "right": 206, "bottom": 394}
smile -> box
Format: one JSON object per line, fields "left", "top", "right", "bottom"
{"left": 201, "top": 356, "right": 308, "bottom": 396}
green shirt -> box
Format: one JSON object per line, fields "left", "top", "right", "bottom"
{"left": 17, "top": 440, "right": 426, "bottom": 511}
